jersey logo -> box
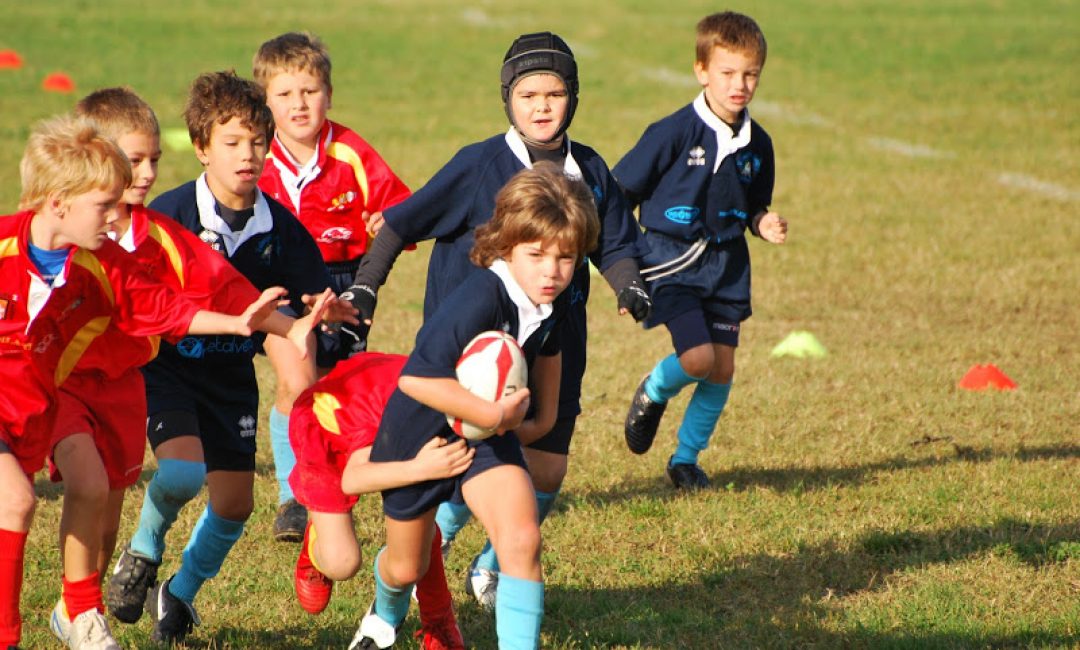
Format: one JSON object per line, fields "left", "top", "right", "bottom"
{"left": 256, "top": 234, "right": 275, "bottom": 266}
{"left": 34, "top": 332, "right": 57, "bottom": 354}
{"left": 0, "top": 295, "right": 11, "bottom": 320}
{"left": 591, "top": 184, "right": 603, "bottom": 204}
{"left": 176, "top": 336, "right": 205, "bottom": 359}
{"left": 318, "top": 226, "right": 353, "bottom": 243}
{"left": 735, "top": 150, "right": 761, "bottom": 183}
{"left": 199, "top": 229, "right": 224, "bottom": 253}
{"left": 687, "top": 146, "right": 706, "bottom": 166}
{"left": 238, "top": 414, "right": 257, "bottom": 438}
{"left": 328, "top": 191, "right": 358, "bottom": 212}
{"left": 664, "top": 206, "right": 700, "bottom": 224}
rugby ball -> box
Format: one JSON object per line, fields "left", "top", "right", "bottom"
{"left": 448, "top": 331, "right": 528, "bottom": 440}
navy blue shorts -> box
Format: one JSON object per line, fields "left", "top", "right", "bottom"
{"left": 143, "top": 358, "right": 258, "bottom": 472}
{"left": 525, "top": 414, "right": 577, "bottom": 455}
{"left": 377, "top": 430, "right": 527, "bottom": 521}
{"left": 642, "top": 232, "right": 752, "bottom": 329}
{"left": 665, "top": 308, "right": 741, "bottom": 355}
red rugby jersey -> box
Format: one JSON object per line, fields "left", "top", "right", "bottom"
{"left": 70, "top": 205, "right": 262, "bottom": 378}
{"left": 0, "top": 210, "right": 200, "bottom": 468}
{"left": 296, "top": 351, "right": 407, "bottom": 456}
{"left": 259, "top": 120, "right": 411, "bottom": 263}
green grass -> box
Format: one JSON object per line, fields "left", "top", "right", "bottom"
{"left": 3, "top": 0, "right": 1079, "bottom": 647}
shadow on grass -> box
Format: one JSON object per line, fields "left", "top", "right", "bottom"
{"left": 576, "top": 442, "right": 1080, "bottom": 507}
{"left": 539, "top": 517, "right": 1080, "bottom": 649}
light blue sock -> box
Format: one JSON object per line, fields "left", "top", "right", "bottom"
{"left": 672, "top": 380, "right": 731, "bottom": 466}
{"left": 477, "top": 489, "right": 559, "bottom": 573}
{"left": 433, "top": 500, "right": 473, "bottom": 546}
{"left": 644, "top": 354, "right": 704, "bottom": 404}
{"left": 269, "top": 407, "right": 296, "bottom": 504}
{"left": 372, "top": 548, "right": 410, "bottom": 627}
{"left": 495, "top": 574, "right": 544, "bottom": 650}
{"left": 130, "top": 459, "right": 206, "bottom": 562}
{"left": 168, "top": 505, "right": 245, "bottom": 604}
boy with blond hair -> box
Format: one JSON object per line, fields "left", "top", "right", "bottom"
{"left": 43, "top": 88, "right": 326, "bottom": 650}
{"left": 0, "top": 115, "right": 298, "bottom": 650}
{"left": 106, "top": 71, "right": 344, "bottom": 644}
{"left": 253, "top": 31, "right": 412, "bottom": 541}
{"left": 617, "top": 12, "right": 788, "bottom": 489}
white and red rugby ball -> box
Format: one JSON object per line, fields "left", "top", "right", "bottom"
{"left": 448, "top": 330, "right": 528, "bottom": 440}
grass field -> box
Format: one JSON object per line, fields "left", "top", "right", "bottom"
{"left": 2, "top": 0, "right": 1078, "bottom": 648}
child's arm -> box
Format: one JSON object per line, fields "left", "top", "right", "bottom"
{"left": 751, "top": 211, "right": 788, "bottom": 244}
{"left": 514, "top": 352, "right": 561, "bottom": 446}
{"left": 185, "top": 286, "right": 289, "bottom": 336}
{"left": 257, "top": 288, "right": 337, "bottom": 359}
{"left": 399, "top": 375, "right": 531, "bottom": 437}
{"left": 340, "top": 438, "right": 475, "bottom": 495}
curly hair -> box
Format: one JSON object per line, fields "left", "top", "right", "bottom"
{"left": 470, "top": 162, "right": 599, "bottom": 268}
{"left": 183, "top": 70, "right": 273, "bottom": 149}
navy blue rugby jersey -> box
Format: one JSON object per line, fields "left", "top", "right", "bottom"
{"left": 614, "top": 96, "right": 774, "bottom": 243}
{"left": 370, "top": 268, "right": 566, "bottom": 462}
{"left": 149, "top": 175, "right": 332, "bottom": 363}
{"left": 382, "top": 131, "right": 646, "bottom": 320}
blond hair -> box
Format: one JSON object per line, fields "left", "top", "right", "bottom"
{"left": 74, "top": 87, "right": 160, "bottom": 142}
{"left": 253, "top": 32, "right": 332, "bottom": 91}
{"left": 696, "top": 11, "right": 767, "bottom": 66}
{"left": 471, "top": 162, "right": 599, "bottom": 268}
{"left": 184, "top": 70, "right": 274, "bottom": 149}
{"left": 19, "top": 115, "right": 132, "bottom": 212}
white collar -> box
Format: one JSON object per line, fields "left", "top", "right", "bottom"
{"left": 692, "top": 92, "right": 753, "bottom": 172}
{"left": 489, "top": 259, "right": 552, "bottom": 347}
{"left": 195, "top": 173, "right": 274, "bottom": 256}
{"left": 504, "top": 127, "right": 583, "bottom": 180}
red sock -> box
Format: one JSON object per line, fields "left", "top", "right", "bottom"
{"left": 62, "top": 571, "right": 103, "bottom": 621}
{"left": 0, "top": 528, "right": 28, "bottom": 645}
{"left": 416, "top": 526, "right": 453, "bottom": 620}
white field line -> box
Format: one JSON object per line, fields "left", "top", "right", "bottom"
{"left": 865, "top": 137, "right": 954, "bottom": 159}
{"left": 996, "top": 173, "right": 1080, "bottom": 202}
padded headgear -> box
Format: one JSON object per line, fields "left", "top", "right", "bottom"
{"left": 500, "top": 32, "right": 579, "bottom": 144}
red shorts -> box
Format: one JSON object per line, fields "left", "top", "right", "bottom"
{"left": 0, "top": 411, "right": 54, "bottom": 476}
{"left": 288, "top": 394, "right": 364, "bottom": 514}
{"left": 49, "top": 370, "right": 147, "bottom": 489}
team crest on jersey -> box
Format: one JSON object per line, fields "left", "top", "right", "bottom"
{"left": 687, "top": 146, "right": 706, "bottom": 166}
{"left": 591, "top": 185, "right": 603, "bottom": 204}
{"left": 238, "top": 414, "right": 257, "bottom": 438}
{"left": 199, "top": 229, "right": 224, "bottom": 253}
{"left": 318, "top": 226, "right": 353, "bottom": 243}
{"left": 34, "top": 332, "right": 57, "bottom": 354}
{"left": 0, "top": 295, "right": 11, "bottom": 320}
{"left": 328, "top": 191, "right": 357, "bottom": 212}
{"left": 256, "top": 234, "right": 275, "bottom": 266}
{"left": 735, "top": 150, "right": 761, "bottom": 183}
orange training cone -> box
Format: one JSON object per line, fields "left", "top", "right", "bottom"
{"left": 958, "top": 364, "right": 1017, "bottom": 391}
{"left": 42, "top": 72, "right": 75, "bottom": 93}
{"left": 0, "top": 50, "right": 23, "bottom": 70}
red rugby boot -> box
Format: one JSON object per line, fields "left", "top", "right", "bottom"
{"left": 294, "top": 523, "right": 333, "bottom": 614}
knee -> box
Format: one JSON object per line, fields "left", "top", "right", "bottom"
{"left": 0, "top": 484, "right": 36, "bottom": 529}
{"left": 382, "top": 551, "right": 428, "bottom": 587}
{"left": 210, "top": 496, "right": 253, "bottom": 522}
{"left": 320, "top": 544, "right": 362, "bottom": 582}
{"left": 153, "top": 459, "right": 206, "bottom": 504}
{"left": 493, "top": 525, "right": 541, "bottom": 566}
{"left": 64, "top": 476, "right": 110, "bottom": 510}
{"left": 528, "top": 460, "right": 567, "bottom": 494}
{"left": 678, "top": 347, "right": 714, "bottom": 379}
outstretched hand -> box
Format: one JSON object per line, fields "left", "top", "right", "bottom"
{"left": 758, "top": 211, "right": 788, "bottom": 244}
{"left": 238, "top": 287, "right": 290, "bottom": 335}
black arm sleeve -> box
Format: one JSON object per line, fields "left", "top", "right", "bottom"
{"left": 352, "top": 224, "right": 407, "bottom": 289}
{"left": 600, "top": 255, "right": 644, "bottom": 295}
